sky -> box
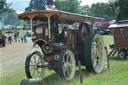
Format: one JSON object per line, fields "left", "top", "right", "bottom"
{"left": 7, "top": 0, "right": 109, "bottom": 13}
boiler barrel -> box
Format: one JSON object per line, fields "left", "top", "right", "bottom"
{"left": 20, "top": 78, "right": 49, "bottom": 85}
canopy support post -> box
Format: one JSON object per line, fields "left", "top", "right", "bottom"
{"left": 30, "top": 16, "right": 33, "bottom": 37}
{"left": 48, "top": 15, "right": 51, "bottom": 39}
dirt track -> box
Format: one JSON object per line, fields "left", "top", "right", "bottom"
{"left": 0, "top": 38, "right": 33, "bottom": 77}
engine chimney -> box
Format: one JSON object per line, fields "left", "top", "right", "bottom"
{"left": 45, "top": 0, "right": 55, "bottom": 10}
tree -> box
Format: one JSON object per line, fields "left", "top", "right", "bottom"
{"left": 25, "top": 6, "right": 32, "bottom": 12}
{"left": 0, "top": 0, "right": 6, "bottom": 9}
{"left": 3, "top": 9, "right": 20, "bottom": 25}
{"left": 116, "top": 0, "right": 128, "bottom": 21}
{"left": 81, "top": 5, "right": 92, "bottom": 16}
{"left": 0, "top": 0, "right": 11, "bottom": 13}
{"left": 25, "top": 0, "right": 47, "bottom": 11}
{"left": 90, "top": 2, "right": 115, "bottom": 21}
{"left": 0, "top": 0, "right": 7, "bottom": 13}
{"left": 108, "top": 0, "right": 117, "bottom": 20}
{"left": 54, "top": 0, "right": 81, "bottom": 13}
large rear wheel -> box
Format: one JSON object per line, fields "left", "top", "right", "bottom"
{"left": 83, "top": 34, "right": 105, "bottom": 73}
{"left": 25, "top": 51, "right": 45, "bottom": 78}
{"left": 78, "top": 23, "right": 90, "bottom": 65}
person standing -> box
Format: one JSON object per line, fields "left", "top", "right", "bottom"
{"left": 17, "top": 31, "right": 19, "bottom": 38}
{"left": 8, "top": 35, "right": 12, "bottom": 44}
{"left": 23, "top": 34, "right": 27, "bottom": 43}
{"left": 21, "top": 35, "right": 23, "bottom": 43}
{"left": 14, "top": 32, "right": 17, "bottom": 42}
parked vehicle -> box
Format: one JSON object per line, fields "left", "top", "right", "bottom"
{"left": 108, "top": 20, "right": 128, "bottom": 59}
{"left": 96, "top": 23, "right": 110, "bottom": 35}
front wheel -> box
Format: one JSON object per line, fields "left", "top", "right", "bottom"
{"left": 83, "top": 34, "right": 105, "bottom": 73}
{"left": 25, "top": 51, "right": 45, "bottom": 78}
{"left": 58, "top": 49, "right": 76, "bottom": 80}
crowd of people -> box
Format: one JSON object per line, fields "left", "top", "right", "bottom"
{"left": 5, "top": 32, "right": 27, "bottom": 45}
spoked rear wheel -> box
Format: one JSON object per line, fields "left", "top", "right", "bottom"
{"left": 25, "top": 51, "right": 45, "bottom": 78}
{"left": 84, "top": 34, "right": 105, "bottom": 73}
{"left": 58, "top": 49, "right": 76, "bottom": 80}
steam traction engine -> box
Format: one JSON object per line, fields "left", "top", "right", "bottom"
{"left": 19, "top": 10, "right": 106, "bottom": 80}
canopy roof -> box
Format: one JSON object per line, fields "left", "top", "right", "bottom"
{"left": 18, "top": 10, "right": 105, "bottom": 24}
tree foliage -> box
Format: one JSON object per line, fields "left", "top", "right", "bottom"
{"left": 0, "top": 0, "right": 10, "bottom": 13}
{"left": 54, "top": 0, "right": 81, "bottom": 13}
{"left": 90, "top": 3, "right": 115, "bottom": 21}
{"left": 81, "top": 5, "right": 92, "bottom": 15}
{"left": 116, "top": 0, "right": 128, "bottom": 21}
{"left": 25, "top": 0, "right": 47, "bottom": 11}
{"left": 54, "top": 0, "right": 119, "bottom": 21}
{"left": 3, "top": 9, "right": 20, "bottom": 25}
{"left": 0, "top": 0, "right": 6, "bottom": 9}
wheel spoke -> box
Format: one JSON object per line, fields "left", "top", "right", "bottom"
{"left": 35, "top": 70, "right": 38, "bottom": 78}
{"left": 66, "top": 69, "right": 70, "bottom": 78}
{"left": 38, "top": 57, "right": 41, "bottom": 63}
{"left": 37, "top": 61, "right": 42, "bottom": 65}
{"left": 32, "top": 69, "right": 36, "bottom": 77}
{"left": 35, "top": 55, "right": 37, "bottom": 63}
{"left": 30, "top": 60, "right": 34, "bottom": 64}
{"left": 37, "top": 57, "right": 42, "bottom": 64}
{"left": 30, "top": 64, "right": 35, "bottom": 67}
{"left": 33, "top": 54, "right": 36, "bottom": 64}
{"left": 30, "top": 67, "right": 35, "bottom": 71}
{"left": 37, "top": 70, "right": 40, "bottom": 77}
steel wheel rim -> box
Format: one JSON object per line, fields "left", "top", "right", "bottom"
{"left": 29, "top": 53, "right": 45, "bottom": 78}
{"left": 91, "top": 35, "right": 105, "bottom": 73}
{"left": 62, "top": 51, "right": 76, "bottom": 80}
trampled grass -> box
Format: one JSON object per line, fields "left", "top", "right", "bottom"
{"left": 0, "top": 35, "right": 128, "bottom": 85}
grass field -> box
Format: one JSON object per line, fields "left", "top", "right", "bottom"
{"left": 0, "top": 35, "right": 128, "bottom": 85}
